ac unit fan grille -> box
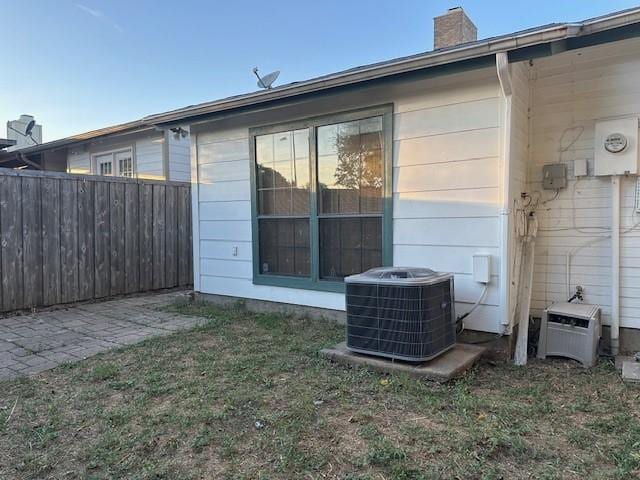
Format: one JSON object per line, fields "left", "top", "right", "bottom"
{"left": 346, "top": 280, "right": 455, "bottom": 361}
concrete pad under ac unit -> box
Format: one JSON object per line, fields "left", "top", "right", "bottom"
{"left": 320, "top": 342, "right": 485, "bottom": 383}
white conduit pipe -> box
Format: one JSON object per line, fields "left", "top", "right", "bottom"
{"left": 496, "top": 52, "right": 512, "bottom": 334}
{"left": 611, "top": 175, "right": 621, "bottom": 356}
{"left": 471, "top": 283, "right": 490, "bottom": 315}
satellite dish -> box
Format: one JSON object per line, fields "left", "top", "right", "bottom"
{"left": 253, "top": 67, "right": 280, "bottom": 89}
{"left": 25, "top": 119, "right": 36, "bottom": 136}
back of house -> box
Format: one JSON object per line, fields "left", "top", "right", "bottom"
{"left": 4, "top": 6, "right": 640, "bottom": 354}
{"left": 143, "top": 6, "right": 640, "bottom": 352}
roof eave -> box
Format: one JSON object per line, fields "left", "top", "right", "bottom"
{"left": 1, "top": 122, "right": 157, "bottom": 157}
{"left": 143, "top": 24, "right": 572, "bottom": 125}
{"left": 143, "top": 8, "right": 640, "bottom": 126}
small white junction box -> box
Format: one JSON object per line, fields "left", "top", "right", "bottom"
{"left": 574, "top": 158, "right": 588, "bottom": 177}
{"left": 473, "top": 253, "right": 491, "bottom": 283}
{"left": 594, "top": 117, "right": 639, "bottom": 176}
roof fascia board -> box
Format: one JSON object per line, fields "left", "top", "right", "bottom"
{"left": 508, "top": 22, "right": 640, "bottom": 63}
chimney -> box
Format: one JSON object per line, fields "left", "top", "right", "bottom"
{"left": 434, "top": 7, "right": 477, "bottom": 50}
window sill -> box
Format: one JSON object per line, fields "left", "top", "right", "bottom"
{"left": 253, "top": 274, "right": 345, "bottom": 294}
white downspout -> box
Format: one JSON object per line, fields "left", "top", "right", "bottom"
{"left": 496, "top": 52, "right": 512, "bottom": 334}
{"left": 190, "top": 131, "right": 201, "bottom": 292}
{"left": 611, "top": 175, "right": 621, "bottom": 356}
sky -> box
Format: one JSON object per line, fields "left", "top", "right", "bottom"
{"left": 1, "top": 0, "right": 639, "bottom": 141}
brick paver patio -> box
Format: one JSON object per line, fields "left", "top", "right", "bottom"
{"left": 0, "top": 291, "right": 203, "bottom": 380}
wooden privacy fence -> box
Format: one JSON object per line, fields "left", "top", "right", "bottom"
{"left": 0, "top": 168, "right": 192, "bottom": 312}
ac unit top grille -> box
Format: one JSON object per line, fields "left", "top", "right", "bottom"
{"left": 345, "top": 267, "right": 455, "bottom": 362}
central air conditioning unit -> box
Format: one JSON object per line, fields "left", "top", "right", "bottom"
{"left": 345, "top": 267, "right": 456, "bottom": 362}
{"left": 537, "top": 302, "right": 601, "bottom": 367}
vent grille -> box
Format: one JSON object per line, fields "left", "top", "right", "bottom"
{"left": 346, "top": 278, "right": 455, "bottom": 361}
{"left": 548, "top": 313, "right": 589, "bottom": 329}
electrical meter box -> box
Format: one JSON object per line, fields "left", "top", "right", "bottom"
{"left": 594, "top": 117, "right": 639, "bottom": 176}
{"left": 542, "top": 163, "right": 567, "bottom": 190}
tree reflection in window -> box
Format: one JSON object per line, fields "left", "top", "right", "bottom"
{"left": 317, "top": 116, "right": 383, "bottom": 279}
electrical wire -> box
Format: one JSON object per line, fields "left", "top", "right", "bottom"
{"left": 540, "top": 189, "right": 560, "bottom": 205}
{"left": 557, "top": 126, "right": 584, "bottom": 163}
{"left": 456, "top": 282, "right": 490, "bottom": 335}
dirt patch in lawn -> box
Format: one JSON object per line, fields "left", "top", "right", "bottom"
{"left": 1, "top": 301, "right": 640, "bottom": 479}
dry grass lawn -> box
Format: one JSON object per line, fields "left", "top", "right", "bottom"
{"left": 1, "top": 300, "right": 640, "bottom": 479}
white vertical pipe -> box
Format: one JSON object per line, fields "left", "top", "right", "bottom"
{"left": 496, "top": 52, "right": 512, "bottom": 333}
{"left": 190, "top": 130, "right": 201, "bottom": 292}
{"left": 611, "top": 175, "right": 621, "bottom": 356}
{"left": 499, "top": 95, "right": 512, "bottom": 333}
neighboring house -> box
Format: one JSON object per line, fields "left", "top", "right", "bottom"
{"left": 6, "top": 114, "right": 42, "bottom": 151}
{"left": 0, "top": 119, "right": 191, "bottom": 181}
{"left": 139, "top": 6, "right": 640, "bottom": 352}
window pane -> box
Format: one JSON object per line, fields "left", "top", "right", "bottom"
{"left": 273, "top": 131, "right": 292, "bottom": 161}
{"left": 119, "top": 158, "right": 132, "bottom": 177}
{"left": 273, "top": 160, "right": 292, "bottom": 187}
{"left": 319, "top": 217, "right": 382, "bottom": 280}
{"left": 100, "top": 162, "right": 112, "bottom": 176}
{"left": 258, "top": 189, "right": 274, "bottom": 215}
{"left": 256, "top": 129, "right": 309, "bottom": 216}
{"left": 116, "top": 151, "right": 133, "bottom": 177}
{"left": 253, "top": 111, "right": 388, "bottom": 285}
{"left": 317, "top": 116, "right": 383, "bottom": 215}
{"left": 259, "top": 218, "right": 310, "bottom": 276}
{"left": 97, "top": 153, "right": 113, "bottom": 176}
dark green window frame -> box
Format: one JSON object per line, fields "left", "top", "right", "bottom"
{"left": 249, "top": 104, "right": 393, "bottom": 293}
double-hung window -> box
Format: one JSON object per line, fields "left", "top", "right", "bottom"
{"left": 93, "top": 148, "right": 134, "bottom": 178}
{"left": 250, "top": 105, "right": 392, "bottom": 292}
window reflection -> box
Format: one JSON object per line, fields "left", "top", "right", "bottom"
{"left": 255, "top": 129, "right": 310, "bottom": 276}
{"left": 257, "top": 129, "right": 310, "bottom": 215}
{"left": 254, "top": 114, "right": 386, "bottom": 282}
{"left": 320, "top": 217, "right": 381, "bottom": 280}
{"left": 317, "top": 116, "right": 383, "bottom": 215}
{"left": 317, "top": 116, "right": 384, "bottom": 280}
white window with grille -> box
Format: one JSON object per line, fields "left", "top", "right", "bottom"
{"left": 92, "top": 148, "right": 134, "bottom": 177}
{"left": 96, "top": 153, "right": 114, "bottom": 176}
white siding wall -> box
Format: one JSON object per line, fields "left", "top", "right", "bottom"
{"left": 135, "top": 135, "right": 165, "bottom": 179}
{"left": 67, "top": 148, "right": 91, "bottom": 174}
{"left": 392, "top": 74, "right": 503, "bottom": 333}
{"left": 528, "top": 38, "right": 640, "bottom": 329}
{"left": 194, "top": 68, "right": 506, "bottom": 332}
{"left": 195, "top": 128, "right": 345, "bottom": 310}
{"left": 168, "top": 126, "right": 191, "bottom": 181}
{"left": 509, "top": 61, "right": 531, "bottom": 212}
{"left": 66, "top": 131, "right": 165, "bottom": 179}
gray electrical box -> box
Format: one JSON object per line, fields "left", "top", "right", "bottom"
{"left": 542, "top": 163, "right": 567, "bottom": 190}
